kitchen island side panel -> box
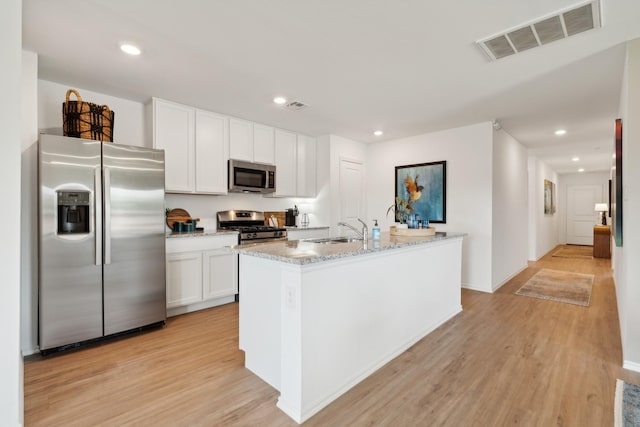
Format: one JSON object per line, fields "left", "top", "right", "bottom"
{"left": 238, "top": 254, "right": 283, "bottom": 390}
{"left": 238, "top": 236, "right": 463, "bottom": 424}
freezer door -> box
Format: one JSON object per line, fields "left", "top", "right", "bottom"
{"left": 102, "top": 143, "right": 166, "bottom": 335}
{"left": 39, "top": 135, "right": 103, "bottom": 350}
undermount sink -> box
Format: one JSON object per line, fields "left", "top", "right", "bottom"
{"left": 304, "top": 237, "right": 363, "bottom": 244}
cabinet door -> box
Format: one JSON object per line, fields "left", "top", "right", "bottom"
{"left": 229, "top": 118, "right": 253, "bottom": 161}
{"left": 166, "top": 252, "right": 203, "bottom": 308}
{"left": 203, "top": 249, "right": 238, "bottom": 300}
{"left": 195, "top": 110, "right": 229, "bottom": 194}
{"left": 253, "top": 123, "right": 275, "bottom": 164}
{"left": 273, "top": 129, "right": 297, "bottom": 197}
{"left": 296, "top": 134, "right": 316, "bottom": 197}
{"left": 153, "top": 99, "right": 195, "bottom": 192}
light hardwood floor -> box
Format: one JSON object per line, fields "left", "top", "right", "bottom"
{"left": 24, "top": 245, "right": 640, "bottom": 426}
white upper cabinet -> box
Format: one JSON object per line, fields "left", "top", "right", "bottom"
{"left": 152, "top": 98, "right": 315, "bottom": 197}
{"left": 230, "top": 119, "right": 276, "bottom": 165}
{"left": 229, "top": 118, "right": 254, "bottom": 162}
{"left": 152, "top": 99, "right": 195, "bottom": 192}
{"left": 273, "top": 129, "right": 298, "bottom": 197}
{"left": 253, "top": 123, "right": 275, "bottom": 164}
{"left": 296, "top": 134, "right": 316, "bottom": 198}
{"left": 195, "top": 110, "right": 229, "bottom": 194}
{"left": 151, "top": 98, "right": 229, "bottom": 194}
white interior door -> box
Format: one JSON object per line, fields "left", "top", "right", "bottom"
{"left": 339, "top": 159, "right": 364, "bottom": 223}
{"left": 566, "top": 185, "right": 601, "bottom": 245}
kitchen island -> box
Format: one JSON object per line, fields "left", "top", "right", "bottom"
{"left": 236, "top": 231, "right": 465, "bottom": 423}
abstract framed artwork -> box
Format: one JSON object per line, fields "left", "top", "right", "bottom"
{"left": 394, "top": 161, "right": 446, "bottom": 223}
{"left": 544, "top": 179, "right": 556, "bottom": 215}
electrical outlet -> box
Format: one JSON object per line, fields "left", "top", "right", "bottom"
{"left": 285, "top": 286, "right": 296, "bottom": 310}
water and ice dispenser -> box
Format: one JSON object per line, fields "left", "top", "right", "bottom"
{"left": 57, "top": 190, "right": 90, "bottom": 234}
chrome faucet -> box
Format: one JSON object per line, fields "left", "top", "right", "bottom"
{"left": 338, "top": 218, "right": 368, "bottom": 245}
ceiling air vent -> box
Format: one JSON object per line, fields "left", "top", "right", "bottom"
{"left": 285, "top": 100, "right": 309, "bottom": 111}
{"left": 477, "top": 0, "right": 601, "bottom": 61}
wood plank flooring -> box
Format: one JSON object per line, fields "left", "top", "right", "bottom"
{"left": 24, "top": 245, "right": 640, "bottom": 426}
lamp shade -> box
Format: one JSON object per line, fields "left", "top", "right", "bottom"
{"left": 595, "top": 203, "right": 608, "bottom": 212}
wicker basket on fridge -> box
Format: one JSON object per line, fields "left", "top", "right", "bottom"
{"left": 62, "top": 89, "right": 115, "bottom": 142}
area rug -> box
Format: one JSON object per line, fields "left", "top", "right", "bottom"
{"left": 552, "top": 245, "right": 593, "bottom": 259}
{"left": 515, "top": 268, "right": 594, "bottom": 306}
{"left": 615, "top": 379, "right": 640, "bottom": 426}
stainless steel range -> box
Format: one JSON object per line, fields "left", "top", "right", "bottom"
{"left": 217, "top": 210, "right": 287, "bottom": 244}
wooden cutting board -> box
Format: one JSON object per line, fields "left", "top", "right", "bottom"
{"left": 264, "top": 211, "right": 286, "bottom": 227}
{"left": 166, "top": 208, "right": 200, "bottom": 229}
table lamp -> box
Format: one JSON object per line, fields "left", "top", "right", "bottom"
{"left": 595, "top": 203, "right": 608, "bottom": 226}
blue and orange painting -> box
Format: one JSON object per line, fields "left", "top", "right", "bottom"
{"left": 395, "top": 161, "right": 446, "bottom": 223}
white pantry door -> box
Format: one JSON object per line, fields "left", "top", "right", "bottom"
{"left": 339, "top": 159, "right": 364, "bottom": 223}
{"left": 566, "top": 185, "right": 601, "bottom": 245}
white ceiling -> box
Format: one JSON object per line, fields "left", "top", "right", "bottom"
{"left": 22, "top": 0, "right": 640, "bottom": 174}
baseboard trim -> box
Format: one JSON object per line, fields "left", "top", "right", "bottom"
{"left": 623, "top": 360, "right": 640, "bottom": 373}
{"left": 462, "top": 283, "right": 492, "bottom": 293}
{"left": 492, "top": 264, "right": 529, "bottom": 292}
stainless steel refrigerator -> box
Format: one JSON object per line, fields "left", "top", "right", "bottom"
{"left": 38, "top": 134, "right": 166, "bottom": 353}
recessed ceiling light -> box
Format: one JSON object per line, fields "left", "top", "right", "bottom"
{"left": 273, "top": 96, "right": 287, "bottom": 105}
{"left": 120, "top": 43, "right": 141, "bottom": 56}
{"left": 578, "top": 168, "right": 585, "bottom": 172}
{"left": 555, "top": 129, "right": 567, "bottom": 136}
{"left": 373, "top": 130, "right": 383, "bottom": 136}
{"left": 571, "top": 157, "right": 579, "bottom": 162}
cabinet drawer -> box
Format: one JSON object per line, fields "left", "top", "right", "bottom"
{"left": 166, "top": 234, "right": 238, "bottom": 253}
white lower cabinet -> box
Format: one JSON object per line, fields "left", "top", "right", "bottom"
{"left": 166, "top": 234, "right": 238, "bottom": 316}
{"left": 203, "top": 248, "right": 238, "bottom": 300}
{"left": 167, "top": 252, "right": 203, "bottom": 308}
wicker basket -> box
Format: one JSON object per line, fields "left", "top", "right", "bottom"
{"left": 62, "top": 89, "right": 115, "bottom": 142}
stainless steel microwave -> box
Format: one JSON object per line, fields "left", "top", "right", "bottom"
{"left": 228, "top": 159, "right": 276, "bottom": 193}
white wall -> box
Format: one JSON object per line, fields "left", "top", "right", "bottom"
{"left": 38, "top": 79, "right": 147, "bottom": 146}
{"left": 1, "top": 0, "right": 24, "bottom": 425}
{"left": 367, "top": 122, "right": 493, "bottom": 292}
{"left": 615, "top": 38, "right": 640, "bottom": 371}
{"left": 21, "top": 51, "right": 39, "bottom": 356}
{"left": 492, "top": 129, "right": 529, "bottom": 290}
{"left": 528, "top": 157, "right": 559, "bottom": 260}
{"left": 557, "top": 172, "right": 609, "bottom": 243}
{"left": 164, "top": 193, "right": 323, "bottom": 230}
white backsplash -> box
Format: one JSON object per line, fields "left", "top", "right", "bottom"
{"left": 165, "top": 193, "right": 325, "bottom": 230}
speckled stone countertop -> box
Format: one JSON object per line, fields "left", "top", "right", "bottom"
{"left": 166, "top": 230, "right": 238, "bottom": 239}
{"left": 285, "top": 225, "right": 330, "bottom": 232}
{"left": 234, "top": 231, "right": 466, "bottom": 265}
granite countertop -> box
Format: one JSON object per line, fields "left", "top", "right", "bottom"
{"left": 166, "top": 229, "right": 238, "bottom": 239}
{"left": 285, "top": 225, "right": 330, "bottom": 231}
{"left": 234, "top": 231, "right": 466, "bottom": 265}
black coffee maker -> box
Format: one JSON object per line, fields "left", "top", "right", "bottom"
{"left": 285, "top": 206, "right": 298, "bottom": 227}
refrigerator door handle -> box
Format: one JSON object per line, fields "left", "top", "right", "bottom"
{"left": 104, "top": 167, "right": 112, "bottom": 265}
{"left": 94, "top": 166, "right": 103, "bottom": 266}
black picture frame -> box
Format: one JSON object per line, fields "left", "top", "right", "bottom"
{"left": 608, "top": 179, "right": 612, "bottom": 218}
{"left": 613, "top": 118, "right": 623, "bottom": 246}
{"left": 394, "top": 161, "right": 446, "bottom": 223}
